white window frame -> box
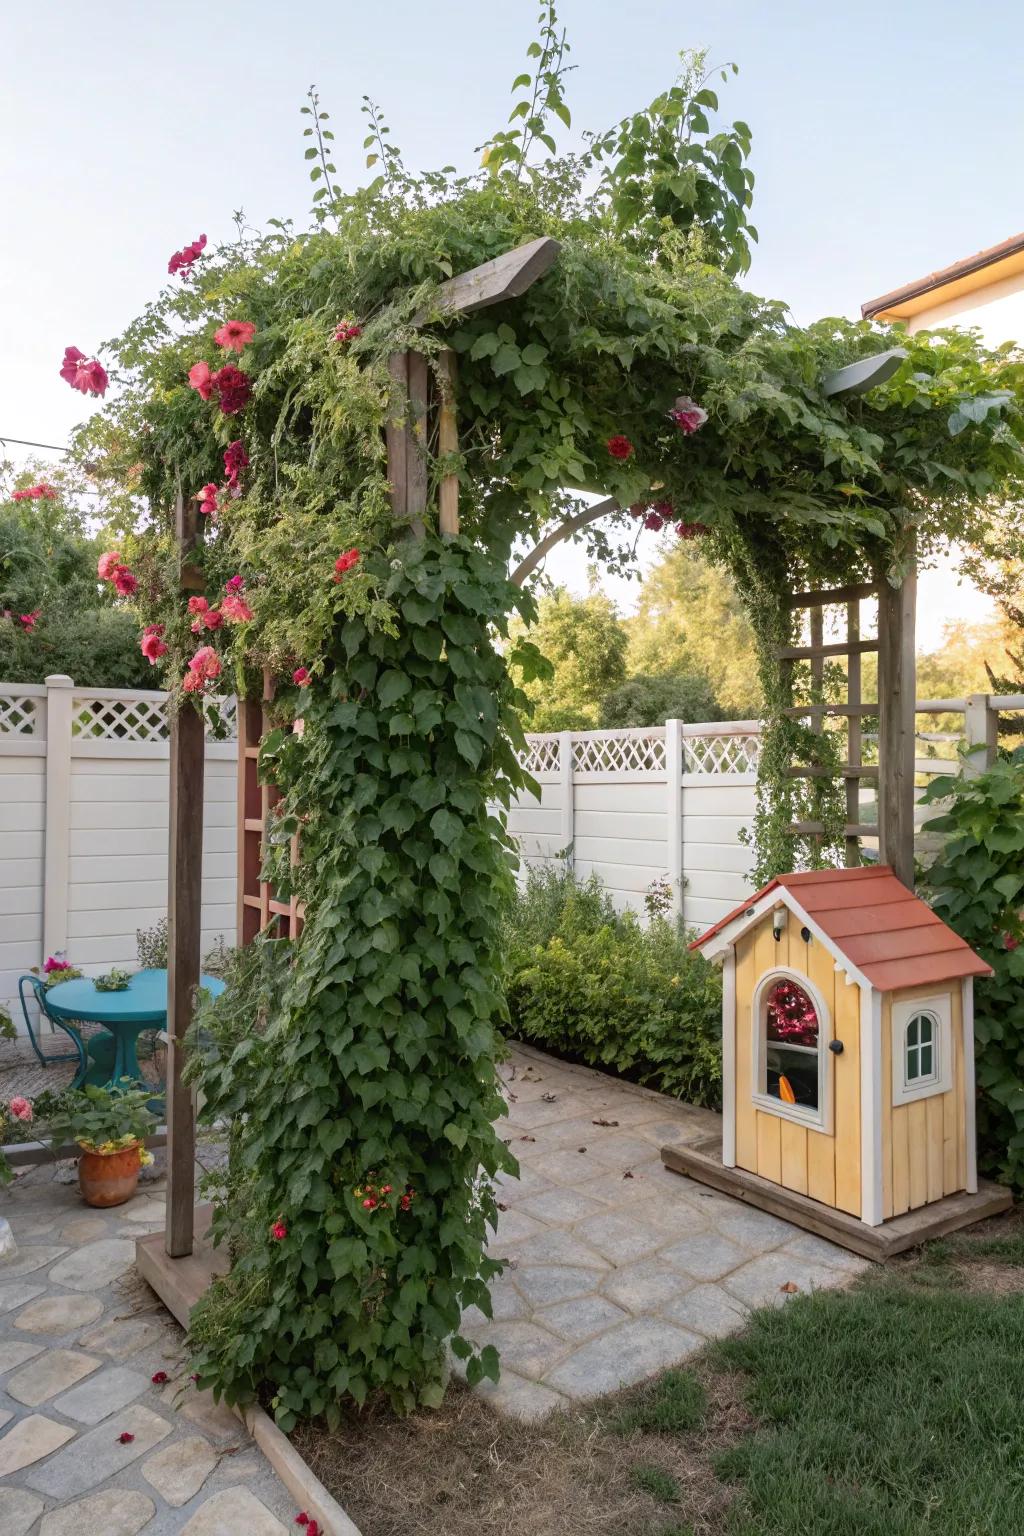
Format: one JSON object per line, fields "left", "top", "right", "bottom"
{"left": 891, "top": 994, "right": 953, "bottom": 1107}
{"left": 751, "top": 967, "right": 832, "bottom": 1132}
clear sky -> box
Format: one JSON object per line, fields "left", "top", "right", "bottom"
{"left": 3, "top": 0, "right": 1022, "bottom": 644}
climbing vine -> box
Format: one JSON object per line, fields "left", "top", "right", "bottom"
{"left": 60, "top": 8, "right": 1024, "bottom": 1418}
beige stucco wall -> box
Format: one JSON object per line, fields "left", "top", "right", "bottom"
{"left": 904, "top": 268, "right": 1024, "bottom": 346}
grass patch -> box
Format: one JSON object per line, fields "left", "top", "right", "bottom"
{"left": 631, "top": 1463, "right": 682, "bottom": 1502}
{"left": 611, "top": 1369, "right": 708, "bottom": 1436}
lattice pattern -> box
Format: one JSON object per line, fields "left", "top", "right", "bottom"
{"left": 683, "top": 733, "right": 761, "bottom": 774}
{"left": 0, "top": 694, "right": 40, "bottom": 736}
{"left": 518, "top": 736, "right": 562, "bottom": 774}
{"left": 72, "top": 695, "right": 170, "bottom": 741}
{"left": 573, "top": 732, "right": 666, "bottom": 776}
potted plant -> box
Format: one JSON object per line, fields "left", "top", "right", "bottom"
{"left": 49, "top": 1079, "right": 158, "bottom": 1207}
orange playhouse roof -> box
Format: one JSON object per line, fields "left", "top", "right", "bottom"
{"left": 693, "top": 865, "right": 992, "bottom": 992}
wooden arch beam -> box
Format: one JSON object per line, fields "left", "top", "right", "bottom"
{"left": 510, "top": 496, "right": 620, "bottom": 587}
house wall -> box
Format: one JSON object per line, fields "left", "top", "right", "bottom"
{"left": 881, "top": 980, "right": 966, "bottom": 1218}
{"left": 903, "top": 269, "right": 1024, "bottom": 348}
{"left": 733, "top": 911, "right": 862, "bottom": 1217}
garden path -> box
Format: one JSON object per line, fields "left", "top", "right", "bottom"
{"left": 0, "top": 1165, "right": 298, "bottom": 1536}
{"left": 464, "top": 1044, "right": 869, "bottom": 1419}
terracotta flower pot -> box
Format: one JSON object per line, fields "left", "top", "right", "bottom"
{"left": 77, "top": 1144, "right": 142, "bottom": 1208}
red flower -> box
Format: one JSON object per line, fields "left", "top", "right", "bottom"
{"left": 1005, "top": 934, "right": 1020, "bottom": 951}
{"left": 271, "top": 1220, "right": 288, "bottom": 1240}
{"left": 112, "top": 567, "right": 138, "bottom": 597}
{"left": 18, "top": 610, "right": 40, "bottom": 631}
{"left": 151, "top": 1370, "right": 169, "bottom": 1384}
{"left": 118, "top": 1432, "right": 135, "bottom": 1444}
{"left": 168, "top": 234, "right": 207, "bottom": 276}
{"left": 198, "top": 483, "right": 219, "bottom": 516}
{"left": 333, "top": 548, "right": 360, "bottom": 581}
{"left": 627, "top": 502, "right": 647, "bottom": 519}
{"left": 643, "top": 512, "right": 665, "bottom": 531}
{"left": 606, "top": 435, "right": 634, "bottom": 461}
{"left": 334, "top": 321, "right": 362, "bottom": 344}
{"left": 60, "top": 347, "right": 108, "bottom": 397}
{"left": 223, "top": 439, "right": 249, "bottom": 489}
{"left": 225, "top": 574, "right": 245, "bottom": 594}
{"left": 98, "top": 550, "right": 123, "bottom": 581}
{"left": 674, "top": 520, "right": 708, "bottom": 540}
{"left": 211, "top": 365, "right": 252, "bottom": 416}
{"left": 188, "top": 362, "right": 215, "bottom": 401}
{"left": 12, "top": 483, "right": 57, "bottom": 501}
{"left": 296, "top": 1518, "right": 310, "bottom": 1529}
{"left": 140, "top": 625, "right": 168, "bottom": 664}
{"left": 362, "top": 1196, "right": 377, "bottom": 1210}
{"left": 399, "top": 1195, "right": 411, "bottom": 1211}
{"left": 189, "top": 645, "right": 221, "bottom": 680}
{"left": 188, "top": 596, "right": 209, "bottom": 616}
{"left": 292, "top": 667, "right": 311, "bottom": 687}
{"left": 222, "top": 593, "right": 253, "bottom": 623}
{"left": 668, "top": 396, "right": 708, "bottom": 435}
{"left": 182, "top": 670, "right": 204, "bottom": 694}
{"left": 214, "top": 320, "right": 256, "bottom": 354}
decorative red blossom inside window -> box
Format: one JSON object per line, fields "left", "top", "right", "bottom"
{"left": 766, "top": 979, "right": 819, "bottom": 1049}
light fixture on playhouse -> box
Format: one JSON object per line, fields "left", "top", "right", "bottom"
{"left": 661, "top": 865, "right": 1012, "bottom": 1258}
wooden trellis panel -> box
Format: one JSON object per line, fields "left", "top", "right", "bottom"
{"left": 237, "top": 671, "right": 303, "bottom": 943}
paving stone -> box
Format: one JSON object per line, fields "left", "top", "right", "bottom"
{"left": 504, "top": 1095, "right": 592, "bottom": 1130}
{"left": 485, "top": 1207, "right": 548, "bottom": 1249}
{"left": 39, "top": 1489, "right": 156, "bottom": 1536}
{"left": 48, "top": 1239, "right": 136, "bottom": 1292}
{"left": 180, "top": 1386, "right": 243, "bottom": 1444}
{"left": 601, "top": 1259, "right": 694, "bottom": 1314}
{"left": 77, "top": 1315, "right": 170, "bottom": 1360}
{"left": 642, "top": 1196, "right": 714, "bottom": 1238}
{"left": 461, "top": 1276, "right": 530, "bottom": 1329}
{"left": 660, "top": 1282, "right": 749, "bottom": 1337}
{"left": 25, "top": 1402, "right": 172, "bottom": 1497}
{"left": 493, "top": 1165, "right": 555, "bottom": 1202}
{"left": 0, "top": 1413, "right": 77, "bottom": 1475}
{"left": 142, "top": 1433, "right": 218, "bottom": 1506}
{"left": 536, "top": 1294, "right": 630, "bottom": 1343}
{"left": 0, "top": 1486, "right": 45, "bottom": 1536}
{"left": 723, "top": 1251, "right": 841, "bottom": 1310}
{"left": 474, "top": 1367, "right": 565, "bottom": 1421}
{"left": 510, "top": 1228, "right": 610, "bottom": 1270}
{"left": 0, "top": 1244, "right": 67, "bottom": 1279}
{"left": 6, "top": 1348, "right": 102, "bottom": 1406}
{"left": 0, "top": 1282, "right": 46, "bottom": 1313}
{"left": 778, "top": 1232, "right": 870, "bottom": 1272}
{"left": 0, "top": 1408, "right": 10, "bottom": 1429}
{"left": 543, "top": 1317, "right": 702, "bottom": 1398}
{"left": 179, "top": 1486, "right": 289, "bottom": 1534}
{"left": 575, "top": 1169, "right": 662, "bottom": 1208}
{"left": 512, "top": 1265, "right": 603, "bottom": 1308}
{"left": 54, "top": 1363, "right": 149, "bottom": 1423}
{"left": 0, "top": 1338, "right": 45, "bottom": 1374}
{"left": 528, "top": 1145, "right": 623, "bottom": 1185}
{"left": 0, "top": 1218, "right": 16, "bottom": 1259}
{"left": 517, "top": 1187, "right": 608, "bottom": 1226}
{"left": 60, "top": 1216, "right": 115, "bottom": 1245}
{"left": 14, "top": 1293, "right": 104, "bottom": 1334}
{"left": 457, "top": 1320, "right": 567, "bottom": 1380}
{"left": 573, "top": 1211, "right": 667, "bottom": 1264}
{"left": 713, "top": 1205, "right": 796, "bottom": 1249}
{"left": 660, "top": 1232, "right": 751, "bottom": 1281}
{"left": 636, "top": 1118, "right": 707, "bottom": 1148}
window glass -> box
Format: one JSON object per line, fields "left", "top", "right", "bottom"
{"left": 906, "top": 1012, "right": 936, "bottom": 1084}
{"left": 764, "top": 978, "right": 819, "bottom": 1111}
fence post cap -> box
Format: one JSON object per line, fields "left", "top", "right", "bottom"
{"left": 43, "top": 674, "right": 74, "bottom": 688}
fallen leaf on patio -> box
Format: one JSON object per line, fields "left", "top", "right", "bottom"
{"left": 541, "top": 1092, "right": 559, "bottom": 1103}
{"left": 519, "top": 1135, "right": 536, "bottom": 1142}
{"left": 779, "top": 1280, "right": 800, "bottom": 1293}
{"left": 497, "top": 1202, "right": 509, "bottom": 1211}
{"left": 592, "top": 1118, "right": 619, "bottom": 1127}
{"left": 623, "top": 1170, "right": 634, "bottom": 1179}
{"left": 577, "top": 1146, "right": 587, "bottom": 1153}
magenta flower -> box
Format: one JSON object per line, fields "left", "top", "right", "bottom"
{"left": 214, "top": 320, "right": 256, "bottom": 354}
{"left": 668, "top": 396, "right": 708, "bottom": 435}
{"left": 168, "top": 233, "right": 207, "bottom": 276}
{"left": 140, "top": 625, "right": 168, "bottom": 665}
{"left": 97, "top": 551, "right": 123, "bottom": 581}
{"left": 292, "top": 667, "right": 311, "bottom": 687}
{"left": 188, "top": 645, "right": 221, "bottom": 680}
{"left": 271, "top": 1220, "right": 288, "bottom": 1240}
{"left": 222, "top": 593, "right": 253, "bottom": 623}
{"left": 112, "top": 567, "right": 138, "bottom": 597}
{"left": 211, "top": 365, "right": 252, "bottom": 416}
{"left": 197, "top": 483, "right": 219, "bottom": 516}
{"left": 8, "top": 1097, "right": 32, "bottom": 1122}
{"left": 60, "top": 347, "right": 107, "bottom": 397}
{"left": 12, "top": 484, "right": 57, "bottom": 502}
{"left": 223, "top": 439, "right": 249, "bottom": 489}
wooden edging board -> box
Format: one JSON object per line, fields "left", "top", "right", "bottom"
{"left": 136, "top": 1212, "right": 361, "bottom": 1536}
{"left": 661, "top": 1136, "right": 1013, "bottom": 1261}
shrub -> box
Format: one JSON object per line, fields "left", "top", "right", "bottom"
{"left": 920, "top": 747, "right": 1024, "bottom": 1190}
{"left": 505, "top": 865, "right": 722, "bottom": 1107}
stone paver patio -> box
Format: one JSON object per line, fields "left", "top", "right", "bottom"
{"left": 465, "top": 1044, "right": 869, "bottom": 1418}
{"left": 0, "top": 1167, "right": 297, "bottom": 1535}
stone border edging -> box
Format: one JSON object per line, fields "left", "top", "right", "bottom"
{"left": 236, "top": 1399, "right": 362, "bottom": 1536}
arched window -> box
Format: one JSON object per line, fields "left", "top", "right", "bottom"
{"left": 892, "top": 995, "right": 952, "bottom": 1106}
{"left": 752, "top": 970, "right": 830, "bottom": 1129}
{"left": 905, "top": 1011, "right": 937, "bottom": 1085}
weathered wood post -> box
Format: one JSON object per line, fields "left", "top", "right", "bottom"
{"left": 165, "top": 490, "right": 205, "bottom": 1258}
{"left": 877, "top": 556, "right": 918, "bottom": 889}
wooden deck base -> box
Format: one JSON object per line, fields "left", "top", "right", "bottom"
{"left": 135, "top": 1204, "right": 226, "bottom": 1327}
{"left": 661, "top": 1135, "right": 1013, "bottom": 1261}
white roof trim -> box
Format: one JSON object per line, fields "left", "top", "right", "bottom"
{"left": 698, "top": 885, "right": 874, "bottom": 992}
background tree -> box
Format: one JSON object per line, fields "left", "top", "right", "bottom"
{"left": 626, "top": 542, "right": 761, "bottom": 716}
{"left": 599, "top": 671, "right": 722, "bottom": 727}
{"left": 511, "top": 585, "right": 628, "bottom": 730}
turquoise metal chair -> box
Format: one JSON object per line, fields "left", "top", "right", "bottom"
{"left": 17, "top": 975, "right": 88, "bottom": 1089}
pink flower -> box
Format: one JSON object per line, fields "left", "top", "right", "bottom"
{"left": 198, "top": 483, "right": 219, "bottom": 516}
{"left": 221, "top": 593, "right": 253, "bottom": 623}
{"left": 12, "top": 483, "right": 57, "bottom": 502}
{"left": 140, "top": 624, "right": 168, "bottom": 665}
{"left": 334, "top": 321, "right": 362, "bottom": 344}
{"left": 204, "top": 607, "right": 223, "bottom": 631}
{"left": 18, "top": 609, "right": 40, "bottom": 631}
{"left": 669, "top": 396, "right": 708, "bottom": 435}
{"left": 118, "top": 1432, "right": 135, "bottom": 1445}
{"left": 292, "top": 667, "right": 311, "bottom": 687}
{"left": 188, "top": 645, "right": 221, "bottom": 680}
{"left": 112, "top": 567, "right": 138, "bottom": 597}
{"left": 8, "top": 1097, "right": 32, "bottom": 1123}
{"left": 225, "top": 575, "right": 245, "bottom": 594}
{"left": 211, "top": 365, "right": 252, "bottom": 416}
{"left": 1004, "top": 933, "right": 1020, "bottom": 951}
{"left": 188, "top": 362, "right": 215, "bottom": 401}
{"left": 223, "top": 440, "right": 249, "bottom": 489}
{"left": 168, "top": 234, "right": 207, "bottom": 276}
{"left": 60, "top": 347, "right": 107, "bottom": 397}
{"left": 181, "top": 670, "right": 204, "bottom": 694}
{"left": 214, "top": 320, "right": 256, "bottom": 353}
{"left": 188, "top": 596, "right": 208, "bottom": 616}
{"left": 271, "top": 1220, "right": 288, "bottom": 1240}
{"left": 97, "top": 550, "right": 123, "bottom": 581}
{"left": 43, "top": 954, "right": 70, "bottom": 974}
{"left": 675, "top": 520, "right": 709, "bottom": 540}
{"left": 151, "top": 1370, "right": 168, "bottom": 1384}
{"left": 333, "top": 548, "right": 360, "bottom": 581}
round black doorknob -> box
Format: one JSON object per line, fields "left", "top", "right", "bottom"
{"left": 829, "top": 1040, "right": 844, "bottom": 1055}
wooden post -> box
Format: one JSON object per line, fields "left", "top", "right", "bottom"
{"left": 437, "top": 349, "right": 459, "bottom": 537}
{"left": 165, "top": 492, "right": 205, "bottom": 1258}
{"left": 964, "top": 693, "right": 997, "bottom": 778}
{"left": 877, "top": 556, "right": 917, "bottom": 889}
{"left": 845, "top": 600, "right": 863, "bottom": 866}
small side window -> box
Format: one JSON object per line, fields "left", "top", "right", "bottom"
{"left": 892, "top": 995, "right": 952, "bottom": 1106}
{"left": 905, "top": 1011, "right": 937, "bottom": 1085}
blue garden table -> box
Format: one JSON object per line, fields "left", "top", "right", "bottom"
{"left": 45, "top": 967, "right": 225, "bottom": 1089}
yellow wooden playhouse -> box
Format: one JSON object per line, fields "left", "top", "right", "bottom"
{"left": 662, "top": 866, "right": 1012, "bottom": 1254}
